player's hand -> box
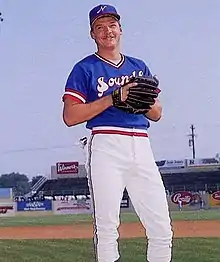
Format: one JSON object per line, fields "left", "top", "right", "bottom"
{"left": 111, "top": 81, "right": 137, "bottom": 107}
{"left": 120, "top": 82, "right": 137, "bottom": 101}
{"left": 145, "top": 98, "right": 162, "bottom": 121}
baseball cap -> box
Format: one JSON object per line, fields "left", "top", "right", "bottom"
{"left": 89, "top": 4, "right": 120, "bottom": 26}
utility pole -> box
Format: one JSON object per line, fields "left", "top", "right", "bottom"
{"left": 188, "top": 124, "right": 196, "bottom": 159}
{"left": 0, "top": 12, "right": 3, "bottom": 23}
{"left": 0, "top": 12, "right": 3, "bottom": 32}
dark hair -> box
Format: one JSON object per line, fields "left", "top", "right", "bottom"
{"left": 90, "top": 16, "right": 121, "bottom": 32}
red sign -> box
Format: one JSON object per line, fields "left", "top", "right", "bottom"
{"left": 171, "top": 191, "right": 193, "bottom": 205}
{"left": 212, "top": 191, "right": 220, "bottom": 201}
{"left": 0, "top": 205, "right": 13, "bottom": 214}
{"left": 56, "top": 162, "right": 78, "bottom": 174}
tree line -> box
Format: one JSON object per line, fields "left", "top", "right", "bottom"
{"left": 0, "top": 172, "right": 45, "bottom": 196}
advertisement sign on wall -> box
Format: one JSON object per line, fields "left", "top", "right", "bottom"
{"left": 171, "top": 191, "right": 193, "bottom": 205}
{"left": 17, "top": 200, "right": 52, "bottom": 212}
{"left": 209, "top": 191, "right": 220, "bottom": 207}
{"left": 120, "top": 199, "right": 129, "bottom": 208}
{"left": 156, "top": 159, "right": 185, "bottom": 170}
{"left": 186, "top": 158, "right": 220, "bottom": 168}
{"left": 56, "top": 162, "right": 79, "bottom": 174}
{"left": 54, "top": 199, "right": 91, "bottom": 215}
{"left": 0, "top": 203, "right": 15, "bottom": 217}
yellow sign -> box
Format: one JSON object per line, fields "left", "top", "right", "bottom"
{"left": 208, "top": 191, "right": 220, "bottom": 207}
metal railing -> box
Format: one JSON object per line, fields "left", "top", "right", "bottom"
{"left": 30, "top": 177, "right": 48, "bottom": 195}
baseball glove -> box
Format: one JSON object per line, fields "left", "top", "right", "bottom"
{"left": 112, "top": 75, "right": 161, "bottom": 114}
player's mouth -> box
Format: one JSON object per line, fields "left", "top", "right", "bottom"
{"left": 104, "top": 37, "right": 116, "bottom": 43}
{"left": 103, "top": 34, "right": 115, "bottom": 40}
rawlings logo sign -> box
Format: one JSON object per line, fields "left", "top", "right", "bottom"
{"left": 171, "top": 191, "right": 193, "bottom": 205}
{"left": 212, "top": 191, "right": 220, "bottom": 201}
{"left": 56, "top": 162, "right": 79, "bottom": 174}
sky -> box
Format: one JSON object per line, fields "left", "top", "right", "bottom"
{"left": 0, "top": 0, "right": 220, "bottom": 179}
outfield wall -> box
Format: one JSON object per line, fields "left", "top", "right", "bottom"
{"left": 0, "top": 188, "right": 15, "bottom": 217}
{"left": 0, "top": 191, "right": 220, "bottom": 217}
{"left": 0, "top": 197, "right": 132, "bottom": 217}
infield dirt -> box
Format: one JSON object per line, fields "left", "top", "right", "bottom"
{"left": 0, "top": 220, "right": 220, "bottom": 239}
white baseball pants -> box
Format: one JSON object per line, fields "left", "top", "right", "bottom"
{"left": 86, "top": 126, "right": 173, "bottom": 262}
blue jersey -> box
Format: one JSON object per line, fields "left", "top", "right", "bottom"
{"left": 63, "top": 53, "right": 153, "bottom": 130}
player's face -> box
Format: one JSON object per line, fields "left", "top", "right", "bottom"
{"left": 91, "top": 16, "right": 122, "bottom": 49}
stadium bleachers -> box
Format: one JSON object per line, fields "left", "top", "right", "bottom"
{"left": 34, "top": 169, "right": 220, "bottom": 198}
{"left": 37, "top": 177, "right": 90, "bottom": 197}
{"left": 162, "top": 170, "right": 220, "bottom": 193}
{"left": 35, "top": 176, "right": 130, "bottom": 199}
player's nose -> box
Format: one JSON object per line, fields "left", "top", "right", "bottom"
{"left": 103, "top": 25, "right": 112, "bottom": 33}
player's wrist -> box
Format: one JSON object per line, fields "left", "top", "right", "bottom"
{"left": 145, "top": 102, "right": 162, "bottom": 121}
{"left": 105, "top": 94, "right": 114, "bottom": 106}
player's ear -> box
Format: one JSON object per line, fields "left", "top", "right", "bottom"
{"left": 90, "top": 29, "right": 95, "bottom": 40}
{"left": 119, "top": 24, "right": 122, "bottom": 34}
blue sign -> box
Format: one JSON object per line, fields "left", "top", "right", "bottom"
{"left": 17, "top": 200, "right": 52, "bottom": 212}
{"left": 0, "top": 188, "right": 12, "bottom": 198}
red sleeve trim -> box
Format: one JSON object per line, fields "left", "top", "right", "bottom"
{"left": 65, "top": 88, "right": 87, "bottom": 100}
{"left": 62, "top": 94, "right": 84, "bottom": 104}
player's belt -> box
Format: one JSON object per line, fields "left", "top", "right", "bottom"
{"left": 91, "top": 126, "right": 148, "bottom": 137}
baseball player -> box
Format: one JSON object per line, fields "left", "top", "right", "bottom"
{"left": 62, "top": 4, "right": 173, "bottom": 262}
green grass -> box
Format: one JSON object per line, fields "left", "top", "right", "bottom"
{"left": 0, "top": 214, "right": 93, "bottom": 227}
{"left": 0, "top": 214, "right": 92, "bottom": 227}
{"left": 0, "top": 238, "right": 219, "bottom": 262}
{"left": 171, "top": 209, "right": 220, "bottom": 221}
{"left": 0, "top": 209, "right": 219, "bottom": 227}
